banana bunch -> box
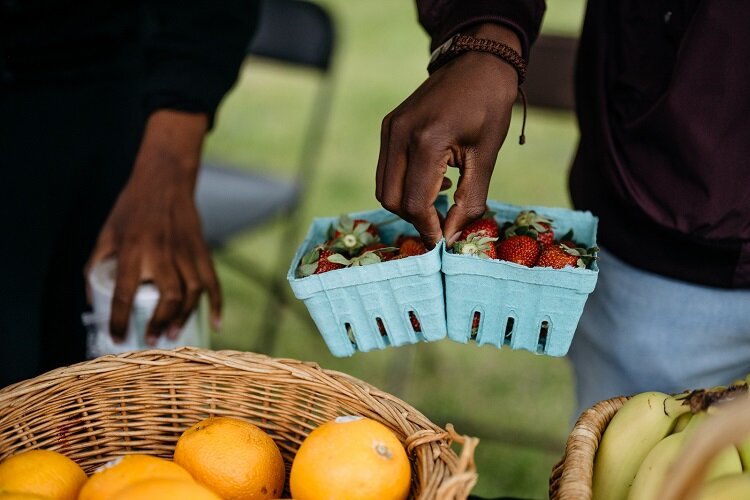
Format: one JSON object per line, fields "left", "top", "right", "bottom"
{"left": 591, "top": 382, "right": 749, "bottom": 500}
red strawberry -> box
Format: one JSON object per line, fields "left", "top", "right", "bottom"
{"left": 361, "top": 243, "right": 399, "bottom": 261}
{"left": 394, "top": 234, "right": 420, "bottom": 247}
{"left": 505, "top": 210, "right": 554, "bottom": 246}
{"left": 453, "top": 233, "right": 498, "bottom": 259}
{"left": 459, "top": 212, "right": 499, "bottom": 240}
{"left": 536, "top": 243, "right": 598, "bottom": 269}
{"left": 496, "top": 235, "right": 542, "bottom": 267}
{"left": 329, "top": 215, "right": 379, "bottom": 255}
{"left": 296, "top": 246, "right": 346, "bottom": 277}
{"left": 399, "top": 238, "right": 427, "bottom": 257}
{"left": 471, "top": 312, "right": 480, "bottom": 338}
{"left": 408, "top": 311, "right": 422, "bottom": 332}
{"left": 556, "top": 229, "right": 578, "bottom": 249}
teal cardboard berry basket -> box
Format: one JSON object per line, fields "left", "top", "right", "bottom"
{"left": 442, "top": 202, "right": 599, "bottom": 357}
{"left": 287, "top": 207, "right": 446, "bottom": 357}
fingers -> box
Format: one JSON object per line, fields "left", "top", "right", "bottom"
{"left": 443, "top": 147, "right": 496, "bottom": 246}
{"left": 195, "top": 241, "right": 222, "bottom": 332}
{"left": 109, "top": 250, "right": 140, "bottom": 342}
{"left": 377, "top": 114, "right": 449, "bottom": 248}
{"left": 375, "top": 114, "right": 391, "bottom": 201}
{"left": 170, "top": 250, "right": 202, "bottom": 338}
{"left": 145, "top": 261, "right": 182, "bottom": 345}
{"left": 401, "top": 135, "right": 449, "bottom": 247}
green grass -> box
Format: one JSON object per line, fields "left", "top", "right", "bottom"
{"left": 203, "top": 1, "right": 586, "bottom": 498}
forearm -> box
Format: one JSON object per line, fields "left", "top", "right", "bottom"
{"left": 128, "top": 110, "right": 209, "bottom": 192}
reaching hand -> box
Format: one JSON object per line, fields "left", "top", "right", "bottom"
{"left": 376, "top": 25, "right": 522, "bottom": 247}
{"left": 86, "top": 110, "right": 221, "bottom": 345}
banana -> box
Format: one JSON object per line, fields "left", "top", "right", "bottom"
{"left": 672, "top": 411, "right": 693, "bottom": 433}
{"left": 696, "top": 472, "right": 750, "bottom": 500}
{"left": 627, "top": 411, "right": 743, "bottom": 500}
{"left": 627, "top": 431, "right": 686, "bottom": 500}
{"left": 737, "top": 436, "right": 750, "bottom": 471}
{"left": 592, "top": 391, "right": 691, "bottom": 500}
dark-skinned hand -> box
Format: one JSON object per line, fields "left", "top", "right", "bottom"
{"left": 376, "top": 24, "right": 522, "bottom": 247}
{"left": 86, "top": 110, "right": 221, "bottom": 345}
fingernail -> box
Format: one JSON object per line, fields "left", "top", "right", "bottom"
{"left": 211, "top": 317, "right": 222, "bottom": 332}
{"left": 447, "top": 231, "right": 462, "bottom": 247}
{"left": 167, "top": 325, "right": 180, "bottom": 340}
{"left": 146, "top": 335, "right": 157, "bottom": 346}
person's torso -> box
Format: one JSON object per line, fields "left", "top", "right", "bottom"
{"left": 0, "top": 0, "right": 144, "bottom": 85}
{"left": 572, "top": 0, "right": 750, "bottom": 287}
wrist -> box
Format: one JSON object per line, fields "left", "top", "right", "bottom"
{"left": 428, "top": 27, "right": 525, "bottom": 84}
{"left": 130, "top": 110, "right": 208, "bottom": 188}
{"left": 141, "top": 110, "right": 208, "bottom": 172}
{"left": 463, "top": 23, "right": 522, "bottom": 54}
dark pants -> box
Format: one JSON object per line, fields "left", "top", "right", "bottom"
{"left": 0, "top": 78, "right": 144, "bottom": 387}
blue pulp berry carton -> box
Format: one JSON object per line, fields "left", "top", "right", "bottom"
{"left": 287, "top": 207, "right": 447, "bottom": 357}
{"left": 442, "top": 201, "right": 599, "bottom": 357}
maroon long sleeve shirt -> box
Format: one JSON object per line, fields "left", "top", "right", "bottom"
{"left": 417, "top": 0, "right": 750, "bottom": 288}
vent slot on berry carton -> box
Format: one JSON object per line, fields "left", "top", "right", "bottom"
{"left": 375, "top": 317, "right": 391, "bottom": 346}
{"left": 537, "top": 319, "right": 550, "bottom": 354}
{"left": 407, "top": 311, "right": 421, "bottom": 332}
{"left": 503, "top": 316, "right": 516, "bottom": 346}
{"left": 470, "top": 311, "right": 481, "bottom": 340}
{"left": 344, "top": 322, "right": 357, "bottom": 348}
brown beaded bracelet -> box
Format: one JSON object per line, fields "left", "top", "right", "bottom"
{"left": 427, "top": 33, "right": 527, "bottom": 83}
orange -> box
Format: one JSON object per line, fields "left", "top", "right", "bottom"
{"left": 0, "top": 449, "right": 86, "bottom": 500}
{"left": 173, "top": 416, "right": 285, "bottom": 500}
{"left": 0, "top": 493, "right": 53, "bottom": 499}
{"left": 110, "top": 478, "right": 221, "bottom": 500}
{"left": 290, "top": 415, "right": 411, "bottom": 500}
{"left": 78, "top": 454, "right": 193, "bottom": 500}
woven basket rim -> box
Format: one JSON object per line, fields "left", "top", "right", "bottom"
{"left": 548, "top": 395, "right": 629, "bottom": 500}
{"left": 0, "top": 346, "right": 480, "bottom": 499}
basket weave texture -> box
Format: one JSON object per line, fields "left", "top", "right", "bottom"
{"left": 0, "top": 347, "right": 478, "bottom": 499}
{"left": 548, "top": 395, "right": 628, "bottom": 500}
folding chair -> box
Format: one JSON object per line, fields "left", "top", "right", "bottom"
{"left": 195, "top": 0, "right": 336, "bottom": 353}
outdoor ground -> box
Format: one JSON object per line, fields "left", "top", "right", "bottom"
{"left": 203, "top": 1, "right": 586, "bottom": 498}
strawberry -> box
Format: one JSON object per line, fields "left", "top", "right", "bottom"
{"left": 394, "top": 234, "right": 420, "bottom": 247}
{"left": 459, "top": 212, "right": 499, "bottom": 240}
{"left": 360, "top": 243, "right": 399, "bottom": 261}
{"left": 470, "top": 312, "right": 480, "bottom": 338}
{"left": 453, "top": 233, "right": 498, "bottom": 259}
{"left": 326, "top": 248, "right": 390, "bottom": 267}
{"left": 296, "top": 246, "right": 346, "bottom": 277}
{"left": 536, "top": 243, "right": 598, "bottom": 269}
{"left": 399, "top": 238, "right": 427, "bottom": 257}
{"left": 556, "top": 229, "right": 578, "bottom": 249}
{"left": 329, "top": 215, "right": 379, "bottom": 255}
{"left": 505, "top": 210, "right": 555, "bottom": 246}
{"left": 496, "top": 235, "right": 542, "bottom": 267}
{"left": 408, "top": 311, "right": 422, "bottom": 332}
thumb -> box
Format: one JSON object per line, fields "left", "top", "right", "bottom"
{"left": 442, "top": 150, "right": 494, "bottom": 246}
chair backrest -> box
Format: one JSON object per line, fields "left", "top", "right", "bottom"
{"left": 243, "top": 0, "right": 337, "bottom": 189}
{"left": 523, "top": 34, "right": 578, "bottom": 111}
{"left": 248, "top": 0, "right": 335, "bottom": 72}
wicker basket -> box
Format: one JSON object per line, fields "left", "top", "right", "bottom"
{"left": 0, "top": 347, "right": 478, "bottom": 499}
{"left": 548, "top": 396, "right": 628, "bottom": 500}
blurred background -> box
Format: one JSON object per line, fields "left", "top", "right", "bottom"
{"left": 202, "top": 1, "right": 586, "bottom": 498}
